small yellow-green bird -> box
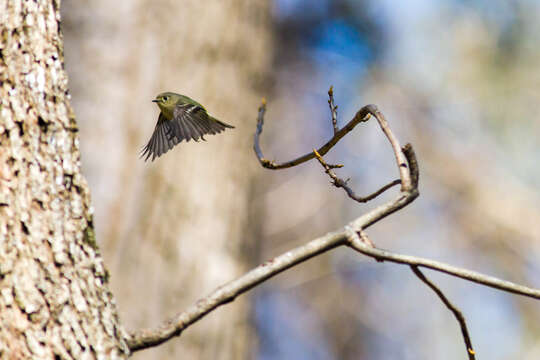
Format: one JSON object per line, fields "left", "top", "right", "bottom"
{"left": 141, "top": 92, "right": 234, "bottom": 161}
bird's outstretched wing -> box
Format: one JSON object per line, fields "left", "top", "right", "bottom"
{"left": 140, "top": 104, "right": 234, "bottom": 162}
{"left": 169, "top": 103, "right": 234, "bottom": 143}
{"left": 140, "top": 113, "right": 180, "bottom": 162}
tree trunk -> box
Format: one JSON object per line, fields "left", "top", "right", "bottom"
{"left": 62, "top": 0, "right": 272, "bottom": 359}
{"left": 0, "top": 1, "right": 128, "bottom": 358}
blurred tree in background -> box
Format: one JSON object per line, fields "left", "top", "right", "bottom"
{"left": 62, "top": 1, "right": 271, "bottom": 359}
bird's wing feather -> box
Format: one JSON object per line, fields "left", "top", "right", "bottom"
{"left": 171, "top": 103, "right": 234, "bottom": 143}
{"left": 140, "top": 113, "right": 179, "bottom": 162}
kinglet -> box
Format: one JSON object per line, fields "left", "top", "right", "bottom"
{"left": 141, "top": 92, "right": 234, "bottom": 161}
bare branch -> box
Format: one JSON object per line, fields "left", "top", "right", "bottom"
{"left": 411, "top": 266, "right": 476, "bottom": 360}
{"left": 328, "top": 86, "right": 339, "bottom": 135}
{"left": 128, "top": 219, "right": 540, "bottom": 352}
{"left": 253, "top": 99, "right": 373, "bottom": 169}
{"left": 372, "top": 108, "right": 412, "bottom": 191}
{"left": 344, "top": 231, "right": 540, "bottom": 299}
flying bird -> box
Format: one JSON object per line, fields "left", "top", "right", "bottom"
{"left": 141, "top": 92, "right": 234, "bottom": 161}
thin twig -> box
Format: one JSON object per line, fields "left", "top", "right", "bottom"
{"left": 313, "top": 148, "right": 401, "bottom": 203}
{"left": 344, "top": 230, "right": 540, "bottom": 299}
{"left": 328, "top": 86, "right": 339, "bottom": 135}
{"left": 402, "top": 143, "right": 419, "bottom": 188}
{"left": 411, "top": 266, "right": 476, "bottom": 360}
{"left": 253, "top": 100, "right": 373, "bottom": 169}
{"left": 361, "top": 106, "right": 412, "bottom": 190}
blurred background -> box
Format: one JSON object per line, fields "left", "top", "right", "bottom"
{"left": 62, "top": 0, "right": 540, "bottom": 359}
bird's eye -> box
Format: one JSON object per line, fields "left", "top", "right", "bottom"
{"left": 163, "top": 96, "right": 169, "bottom": 102}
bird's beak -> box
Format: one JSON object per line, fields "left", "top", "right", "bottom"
{"left": 152, "top": 99, "right": 159, "bottom": 103}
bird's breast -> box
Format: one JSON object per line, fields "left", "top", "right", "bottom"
{"left": 158, "top": 105, "right": 174, "bottom": 121}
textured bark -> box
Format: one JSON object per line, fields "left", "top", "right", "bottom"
{"left": 0, "top": 1, "right": 128, "bottom": 359}
{"left": 62, "top": 0, "right": 272, "bottom": 359}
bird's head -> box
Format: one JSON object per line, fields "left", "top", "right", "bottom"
{"left": 152, "top": 92, "right": 179, "bottom": 114}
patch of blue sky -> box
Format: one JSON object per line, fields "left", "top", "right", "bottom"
{"left": 305, "top": 19, "right": 372, "bottom": 94}
{"left": 290, "top": 18, "right": 375, "bottom": 132}
{"left": 273, "top": 0, "right": 331, "bottom": 20}
{"left": 255, "top": 290, "right": 334, "bottom": 360}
